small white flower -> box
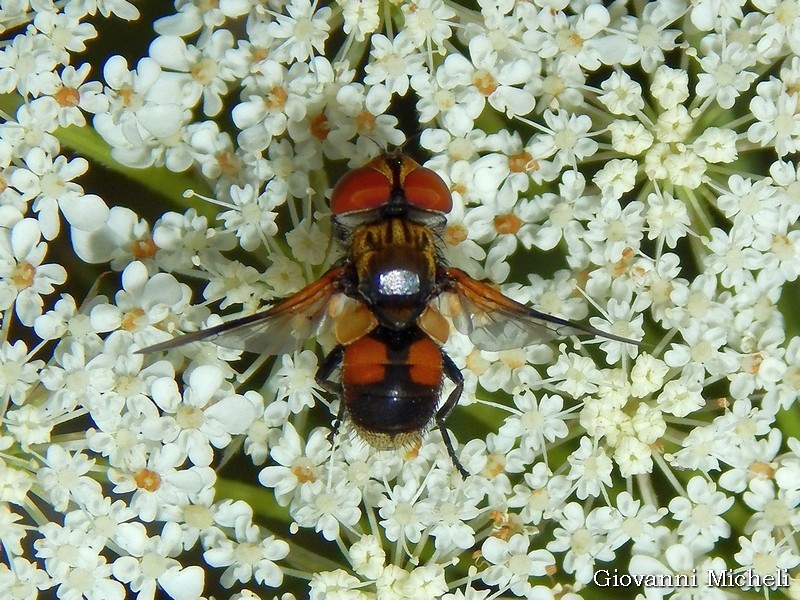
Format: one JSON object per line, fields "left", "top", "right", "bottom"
{"left": 258, "top": 424, "right": 330, "bottom": 506}
{"left": 109, "top": 443, "right": 216, "bottom": 522}
{"left": 292, "top": 478, "right": 362, "bottom": 542}
{"left": 696, "top": 42, "right": 758, "bottom": 110}
{"left": 89, "top": 260, "right": 193, "bottom": 347}
{"left": 644, "top": 191, "right": 691, "bottom": 249}
{"left": 378, "top": 480, "right": 433, "bottom": 544}
{"left": 348, "top": 534, "right": 385, "bottom": 580}
{"left": 529, "top": 109, "right": 598, "bottom": 171}
{"left": 741, "top": 478, "right": 800, "bottom": 534}
{"left": 608, "top": 119, "right": 654, "bottom": 156}
{"left": 0, "top": 556, "right": 52, "bottom": 596}
{"left": 401, "top": 0, "right": 455, "bottom": 50}
{"left": 32, "top": 10, "right": 98, "bottom": 60}
{"left": 0, "top": 33, "right": 59, "bottom": 97}
{"left": 308, "top": 569, "right": 365, "bottom": 599}
{"left": 42, "top": 63, "right": 109, "bottom": 128}
{"left": 593, "top": 158, "right": 638, "bottom": 201}
{"left": 498, "top": 391, "right": 569, "bottom": 454}
{"left": 734, "top": 530, "right": 800, "bottom": 583}
{"left": 151, "top": 365, "right": 259, "bottom": 466}
{"left": 610, "top": 491, "right": 667, "bottom": 550}
{"left": 149, "top": 31, "right": 242, "bottom": 116}
{"left": 651, "top": 64, "right": 690, "bottom": 109}
{"left": 748, "top": 79, "right": 800, "bottom": 157}
{"left": 0, "top": 340, "right": 44, "bottom": 405}
{"left": 0, "top": 218, "right": 66, "bottom": 326}
{"left": 364, "top": 33, "right": 425, "bottom": 97}
{"left": 566, "top": 436, "right": 614, "bottom": 499}
{"left": 34, "top": 521, "right": 126, "bottom": 600}
{"left": 219, "top": 184, "right": 280, "bottom": 252}
{"left": 266, "top": 0, "right": 331, "bottom": 64}
{"left": 547, "top": 503, "right": 616, "bottom": 584}
{"left": 271, "top": 350, "right": 323, "bottom": 414}
{"left": 481, "top": 533, "right": 554, "bottom": 596}
{"left": 442, "top": 36, "right": 535, "bottom": 119}
{"left": 597, "top": 71, "right": 644, "bottom": 116}
{"left": 112, "top": 521, "right": 205, "bottom": 600}
{"left": 9, "top": 147, "right": 108, "bottom": 239}
{"left": 204, "top": 502, "right": 289, "bottom": 588}
{"left": 37, "top": 446, "right": 103, "bottom": 512}
{"left": 668, "top": 477, "right": 733, "bottom": 552}
{"left": 0, "top": 459, "right": 34, "bottom": 505}
{"left": 341, "top": 0, "right": 380, "bottom": 42}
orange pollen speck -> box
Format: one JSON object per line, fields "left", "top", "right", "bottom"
{"left": 748, "top": 461, "right": 775, "bottom": 479}
{"left": 356, "top": 111, "right": 376, "bottom": 134}
{"left": 121, "top": 308, "right": 146, "bottom": 332}
{"left": 746, "top": 353, "right": 763, "bottom": 374}
{"left": 546, "top": 563, "right": 558, "bottom": 577}
{"left": 217, "top": 151, "right": 241, "bottom": 177}
{"left": 508, "top": 151, "right": 533, "bottom": 173}
{"left": 251, "top": 48, "right": 268, "bottom": 64}
{"left": 473, "top": 70, "right": 498, "bottom": 96}
{"left": 291, "top": 464, "right": 316, "bottom": 484}
{"left": 120, "top": 86, "right": 135, "bottom": 107}
{"left": 716, "top": 397, "right": 730, "bottom": 409}
{"left": 483, "top": 452, "right": 506, "bottom": 477}
{"left": 13, "top": 261, "right": 36, "bottom": 289}
{"left": 444, "top": 223, "right": 468, "bottom": 245}
{"left": 0, "top": 174, "right": 7, "bottom": 194}
{"left": 465, "top": 350, "right": 487, "bottom": 376}
{"left": 190, "top": 59, "right": 216, "bottom": 84}
{"left": 490, "top": 512, "right": 523, "bottom": 540}
{"left": 132, "top": 237, "right": 158, "bottom": 260}
{"left": 266, "top": 86, "right": 288, "bottom": 111}
{"left": 404, "top": 438, "right": 422, "bottom": 460}
{"left": 494, "top": 213, "right": 522, "bottom": 235}
{"left": 572, "top": 270, "right": 590, "bottom": 295}
{"left": 134, "top": 468, "right": 162, "bottom": 491}
{"left": 310, "top": 113, "right": 330, "bottom": 140}
{"left": 55, "top": 86, "right": 80, "bottom": 107}
{"left": 613, "top": 250, "right": 633, "bottom": 276}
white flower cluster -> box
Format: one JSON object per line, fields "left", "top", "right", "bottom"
{"left": 1, "top": 0, "right": 800, "bottom": 598}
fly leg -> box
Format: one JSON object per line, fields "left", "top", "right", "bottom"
{"left": 436, "top": 351, "right": 468, "bottom": 479}
{"left": 316, "top": 345, "right": 345, "bottom": 446}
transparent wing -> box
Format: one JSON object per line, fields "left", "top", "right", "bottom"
{"left": 439, "top": 267, "right": 639, "bottom": 351}
{"left": 137, "top": 267, "right": 348, "bottom": 356}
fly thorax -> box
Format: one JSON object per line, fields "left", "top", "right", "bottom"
{"left": 351, "top": 219, "right": 437, "bottom": 329}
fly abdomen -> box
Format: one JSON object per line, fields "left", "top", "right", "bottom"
{"left": 342, "top": 328, "right": 443, "bottom": 450}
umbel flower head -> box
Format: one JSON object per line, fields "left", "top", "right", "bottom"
{"left": 1, "top": 0, "right": 799, "bottom": 598}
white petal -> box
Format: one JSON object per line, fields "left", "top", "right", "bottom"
{"left": 122, "top": 260, "right": 149, "bottom": 294}
{"left": 149, "top": 36, "right": 191, "bottom": 71}
{"left": 205, "top": 395, "right": 258, "bottom": 434}
{"left": 137, "top": 103, "right": 184, "bottom": 138}
{"left": 71, "top": 226, "right": 117, "bottom": 264}
{"left": 61, "top": 194, "right": 110, "bottom": 232}
{"left": 159, "top": 566, "right": 205, "bottom": 600}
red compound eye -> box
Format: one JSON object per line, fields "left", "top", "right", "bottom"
{"left": 330, "top": 167, "right": 392, "bottom": 215}
{"left": 402, "top": 166, "right": 452, "bottom": 213}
